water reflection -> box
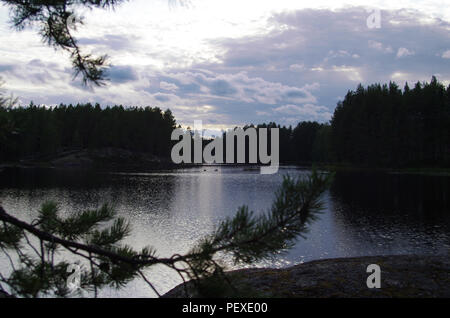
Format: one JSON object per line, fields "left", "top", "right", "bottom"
{"left": 0, "top": 167, "right": 448, "bottom": 297}
{"left": 329, "top": 171, "right": 450, "bottom": 257}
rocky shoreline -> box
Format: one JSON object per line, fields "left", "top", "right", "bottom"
{"left": 0, "top": 147, "right": 177, "bottom": 172}
{"left": 163, "top": 255, "right": 450, "bottom": 298}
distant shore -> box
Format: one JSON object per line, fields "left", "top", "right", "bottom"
{"left": 163, "top": 254, "right": 450, "bottom": 298}
{"left": 317, "top": 164, "right": 450, "bottom": 176}
{"left": 1, "top": 148, "right": 450, "bottom": 176}
{"left": 0, "top": 148, "right": 177, "bottom": 172}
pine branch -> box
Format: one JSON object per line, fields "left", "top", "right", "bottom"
{"left": 1, "top": 0, "right": 128, "bottom": 86}
{"left": 0, "top": 170, "right": 332, "bottom": 297}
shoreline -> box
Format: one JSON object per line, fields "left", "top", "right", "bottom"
{"left": 2, "top": 162, "right": 450, "bottom": 177}
{"left": 317, "top": 164, "right": 450, "bottom": 176}
{"left": 1, "top": 147, "right": 449, "bottom": 176}
{"left": 1, "top": 146, "right": 450, "bottom": 176}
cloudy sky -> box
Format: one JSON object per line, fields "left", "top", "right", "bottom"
{"left": 1, "top": 0, "right": 450, "bottom": 133}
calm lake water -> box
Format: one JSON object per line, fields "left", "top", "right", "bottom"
{"left": 0, "top": 166, "right": 449, "bottom": 297}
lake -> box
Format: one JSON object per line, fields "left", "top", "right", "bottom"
{"left": 0, "top": 166, "right": 449, "bottom": 297}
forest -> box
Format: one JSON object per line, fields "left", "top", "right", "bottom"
{"left": 1, "top": 77, "right": 449, "bottom": 168}
{"left": 0, "top": 103, "right": 176, "bottom": 162}
{"left": 331, "top": 76, "right": 450, "bottom": 167}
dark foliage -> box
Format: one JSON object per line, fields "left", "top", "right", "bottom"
{"left": 0, "top": 103, "right": 176, "bottom": 161}
{"left": 331, "top": 77, "right": 450, "bottom": 167}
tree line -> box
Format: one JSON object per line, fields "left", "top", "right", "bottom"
{"left": 331, "top": 76, "right": 450, "bottom": 167}
{"left": 0, "top": 103, "right": 176, "bottom": 162}
{"left": 228, "top": 121, "right": 332, "bottom": 165}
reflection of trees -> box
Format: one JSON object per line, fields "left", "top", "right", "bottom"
{"left": 330, "top": 172, "right": 450, "bottom": 227}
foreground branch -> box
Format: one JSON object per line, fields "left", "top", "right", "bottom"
{"left": 0, "top": 170, "right": 332, "bottom": 297}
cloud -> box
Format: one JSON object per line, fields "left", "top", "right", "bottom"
{"left": 272, "top": 104, "right": 332, "bottom": 122}
{"left": 209, "top": 79, "right": 238, "bottom": 96}
{"left": 397, "top": 47, "right": 415, "bottom": 58}
{"left": 106, "top": 65, "right": 138, "bottom": 83}
{"left": 368, "top": 40, "right": 394, "bottom": 53}
{"left": 159, "top": 81, "right": 179, "bottom": 91}
{"left": 205, "top": 7, "right": 450, "bottom": 104}
{"left": 331, "top": 65, "right": 363, "bottom": 82}
{"left": 289, "top": 64, "right": 305, "bottom": 71}
{"left": 153, "top": 93, "right": 173, "bottom": 102}
{"left": 0, "top": 59, "right": 69, "bottom": 87}
{"left": 159, "top": 70, "right": 318, "bottom": 105}
{"left": 0, "top": 64, "right": 17, "bottom": 72}
{"left": 442, "top": 50, "right": 450, "bottom": 59}
{"left": 78, "top": 34, "right": 139, "bottom": 52}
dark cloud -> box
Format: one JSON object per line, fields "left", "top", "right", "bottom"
{"left": 106, "top": 65, "right": 138, "bottom": 83}
{"left": 154, "top": 93, "right": 171, "bottom": 102}
{"left": 209, "top": 79, "right": 237, "bottom": 96}
{"left": 285, "top": 90, "right": 307, "bottom": 99}
{"left": 191, "top": 7, "right": 450, "bottom": 119}
{"left": 0, "top": 64, "right": 16, "bottom": 72}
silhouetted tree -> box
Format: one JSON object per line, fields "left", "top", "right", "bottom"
{"left": 0, "top": 77, "right": 18, "bottom": 158}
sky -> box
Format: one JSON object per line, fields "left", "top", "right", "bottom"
{"left": 1, "top": 0, "right": 450, "bottom": 134}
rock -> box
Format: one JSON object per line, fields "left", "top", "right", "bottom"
{"left": 51, "top": 150, "right": 94, "bottom": 168}
{"left": 162, "top": 255, "right": 450, "bottom": 298}
{"left": 42, "top": 147, "right": 173, "bottom": 170}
